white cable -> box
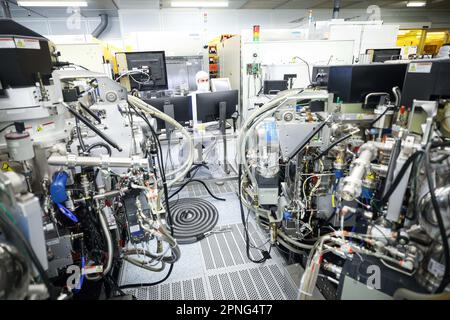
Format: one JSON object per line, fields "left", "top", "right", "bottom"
{"left": 128, "top": 95, "right": 194, "bottom": 189}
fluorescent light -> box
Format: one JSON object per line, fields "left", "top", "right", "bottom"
{"left": 171, "top": 1, "right": 229, "bottom": 8}
{"left": 17, "top": 1, "right": 88, "bottom": 7}
{"left": 406, "top": 1, "right": 426, "bottom": 7}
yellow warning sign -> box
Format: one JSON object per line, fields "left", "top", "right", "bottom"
{"left": 1, "top": 162, "right": 13, "bottom": 172}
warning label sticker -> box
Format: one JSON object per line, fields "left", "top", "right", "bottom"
{"left": 0, "top": 37, "right": 41, "bottom": 50}
{"left": 1, "top": 162, "right": 13, "bottom": 172}
{"left": 0, "top": 37, "right": 15, "bottom": 49}
{"left": 408, "top": 61, "right": 432, "bottom": 73}
{"left": 14, "top": 38, "right": 41, "bottom": 50}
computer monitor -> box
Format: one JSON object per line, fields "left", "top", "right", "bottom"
{"left": 263, "top": 80, "right": 288, "bottom": 95}
{"left": 367, "top": 48, "right": 402, "bottom": 63}
{"left": 211, "top": 78, "right": 232, "bottom": 92}
{"left": 325, "top": 63, "right": 408, "bottom": 107}
{"left": 119, "top": 51, "right": 168, "bottom": 91}
{"left": 196, "top": 90, "right": 239, "bottom": 123}
{"left": 144, "top": 96, "right": 192, "bottom": 130}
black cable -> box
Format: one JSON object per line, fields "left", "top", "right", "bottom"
{"left": 85, "top": 142, "right": 112, "bottom": 157}
{"left": 66, "top": 105, "right": 123, "bottom": 152}
{"left": 79, "top": 101, "right": 102, "bottom": 124}
{"left": 238, "top": 164, "right": 269, "bottom": 263}
{"left": 424, "top": 140, "right": 450, "bottom": 293}
{"left": 407, "top": 152, "right": 425, "bottom": 221}
{"left": 74, "top": 118, "right": 87, "bottom": 153}
{"left": 118, "top": 103, "right": 176, "bottom": 289}
{"left": 293, "top": 56, "right": 312, "bottom": 84}
{"left": 287, "top": 119, "right": 328, "bottom": 162}
{"left": 369, "top": 106, "right": 395, "bottom": 127}
{"left": 119, "top": 264, "right": 174, "bottom": 290}
{"left": 0, "top": 123, "right": 14, "bottom": 133}
{"left": 71, "top": 63, "right": 89, "bottom": 70}
{"left": 314, "top": 133, "right": 354, "bottom": 160}
{"left": 129, "top": 103, "right": 174, "bottom": 228}
{"left": 168, "top": 179, "right": 226, "bottom": 201}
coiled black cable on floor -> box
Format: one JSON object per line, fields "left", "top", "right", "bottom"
{"left": 168, "top": 179, "right": 226, "bottom": 202}
{"left": 167, "top": 198, "right": 219, "bottom": 244}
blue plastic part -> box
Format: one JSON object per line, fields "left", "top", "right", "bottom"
{"left": 361, "top": 187, "right": 373, "bottom": 200}
{"left": 335, "top": 170, "right": 344, "bottom": 179}
{"left": 283, "top": 210, "right": 292, "bottom": 221}
{"left": 264, "top": 119, "right": 278, "bottom": 142}
{"left": 50, "top": 171, "right": 69, "bottom": 204}
{"left": 56, "top": 203, "right": 78, "bottom": 223}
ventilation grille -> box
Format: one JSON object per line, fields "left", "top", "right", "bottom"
{"left": 200, "top": 222, "right": 268, "bottom": 270}
{"left": 179, "top": 180, "right": 237, "bottom": 198}
{"left": 124, "top": 277, "right": 207, "bottom": 300}
{"left": 123, "top": 222, "right": 297, "bottom": 300}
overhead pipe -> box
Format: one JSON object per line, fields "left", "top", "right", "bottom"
{"left": 92, "top": 13, "right": 108, "bottom": 39}
{"left": 332, "top": 0, "right": 341, "bottom": 19}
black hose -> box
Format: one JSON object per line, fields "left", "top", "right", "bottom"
{"left": 238, "top": 164, "right": 269, "bottom": 263}
{"left": 0, "top": 123, "right": 14, "bottom": 133}
{"left": 168, "top": 198, "right": 219, "bottom": 244}
{"left": 79, "top": 101, "right": 102, "bottom": 124}
{"left": 370, "top": 106, "right": 395, "bottom": 127}
{"left": 75, "top": 117, "right": 87, "bottom": 152}
{"left": 168, "top": 179, "right": 226, "bottom": 201}
{"left": 287, "top": 119, "right": 328, "bottom": 162}
{"left": 424, "top": 141, "right": 450, "bottom": 293}
{"left": 118, "top": 103, "right": 176, "bottom": 289}
{"left": 86, "top": 142, "right": 112, "bottom": 156}
{"left": 119, "top": 264, "right": 174, "bottom": 290}
{"left": 314, "top": 133, "right": 354, "bottom": 160}
{"left": 66, "top": 105, "right": 123, "bottom": 152}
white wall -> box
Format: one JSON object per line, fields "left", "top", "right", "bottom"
{"left": 13, "top": 8, "right": 450, "bottom": 37}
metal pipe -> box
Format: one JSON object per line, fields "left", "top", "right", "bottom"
{"left": 364, "top": 92, "right": 390, "bottom": 107}
{"left": 277, "top": 230, "right": 314, "bottom": 249}
{"left": 47, "top": 154, "right": 148, "bottom": 168}
{"left": 92, "top": 14, "right": 108, "bottom": 39}
{"left": 332, "top": 0, "right": 340, "bottom": 19}
{"left": 340, "top": 142, "right": 378, "bottom": 201}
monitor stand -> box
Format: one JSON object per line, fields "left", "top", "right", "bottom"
{"left": 163, "top": 103, "right": 175, "bottom": 139}
{"left": 219, "top": 101, "right": 230, "bottom": 175}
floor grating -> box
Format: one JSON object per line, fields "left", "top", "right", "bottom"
{"left": 121, "top": 179, "right": 298, "bottom": 300}
{"left": 123, "top": 222, "right": 297, "bottom": 300}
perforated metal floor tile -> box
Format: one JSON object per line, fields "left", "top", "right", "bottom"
{"left": 124, "top": 277, "right": 208, "bottom": 300}
{"left": 179, "top": 180, "right": 237, "bottom": 198}
{"left": 121, "top": 180, "right": 297, "bottom": 300}
{"left": 123, "top": 222, "right": 297, "bottom": 300}
{"left": 200, "top": 222, "right": 268, "bottom": 270}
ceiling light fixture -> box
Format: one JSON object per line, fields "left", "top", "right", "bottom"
{"left": 171, "top": 1, "right": 229, "bottom": 8}
{"left": 17, "top": 1, "right": 88, "bottom": 7}
{"left": 406, "top": 1, "right": 427, "bottom": 7}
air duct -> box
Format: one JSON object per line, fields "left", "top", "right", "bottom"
{"left": 1, "top": 1, "right": 12, "bottom": 18}
{"left": 332, "top": 0, "right": 340, "bottom": 19}
{"left": 92, "top": 13, "right": 108, "bottom": 39}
